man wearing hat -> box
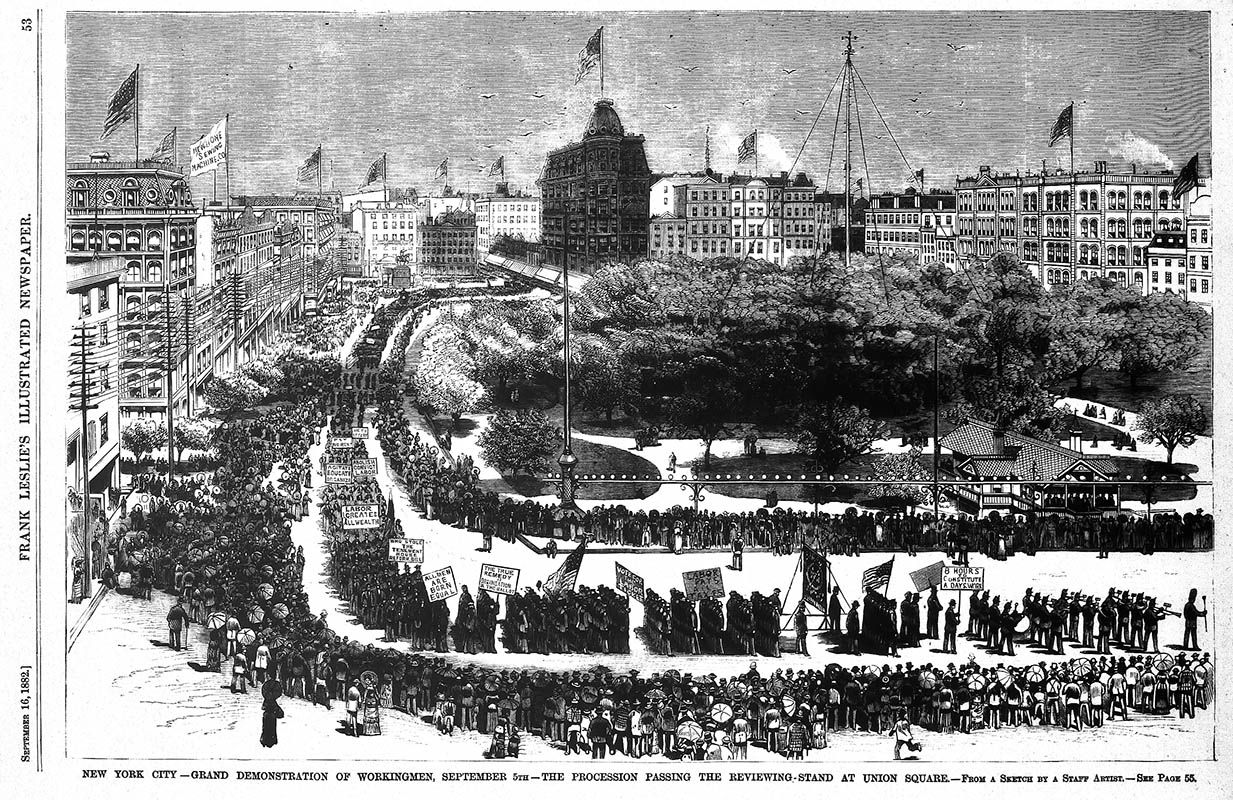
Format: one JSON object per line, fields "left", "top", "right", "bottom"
{"left": 846, "top": 600, "right": 861, "bottom": 655}
{"left": 166, "top": 598, "right": 190, "bottom": 652}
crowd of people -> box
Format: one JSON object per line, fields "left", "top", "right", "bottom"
{"left": 78, "top": 298, "right": 1216, "bottom": 760}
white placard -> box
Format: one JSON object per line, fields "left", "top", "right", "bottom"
{"left": 941, "top": 566, "right": 985, "bottom": 592}
{"left": 478, "top": 563, "right": 520, "bottom": 596}
{"left": 424, "top": 566, "right": 458, "bottom": 603}
{"left": 388, "top": 539, "right": 425, "bottom": 564}
{"left": 342, "top": 503, "right": 381, "bottom": 529}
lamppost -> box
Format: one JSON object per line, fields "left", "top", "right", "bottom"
{"left": 556, "top": 253, "right": 581, "bottom": 519}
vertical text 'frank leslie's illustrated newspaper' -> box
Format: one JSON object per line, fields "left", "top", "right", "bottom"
{"left": 1, "top": 5, "right": 1231, "bottom": 798}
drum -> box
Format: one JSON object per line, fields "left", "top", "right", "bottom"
{"left": 1014, "top": 615, "right": 1031, "bottom": 634}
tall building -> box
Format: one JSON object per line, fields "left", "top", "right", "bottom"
{"left": 196, "top": 206, "right": 307, "bottom": 388}
{"left": 645, "top": 170, "right": 820, "bottom": 266}
{"left": 350, "top": 201, "right": 425, "bottom": 275}
{"left": 474, "top": 187, "right": 541, "bottom": 257}
{"left": 539, "top": 98, "right": 652, "bottom": 273}
{"left": 1185, "top": 189, "right": 1213, "bottom": 306}
{"left": 865, "top": 189, "right": 957, "bottom": 266}
{"left": 954, "top": 163, "right": 1205, "bottom": 300}
{"left": 66, "top": 155, "right": 199, "bottom": 421}
{"left": 230, "top": 194, "right": 341, "bottom": 299}
{"left": 66, "top": 256, "right": 124, "bottom": 501}
{"left": 649, "top": 172, "right": 706, "bottom": 217}
{"left": 420, "top": 210, "right": 478, "bottom": 280}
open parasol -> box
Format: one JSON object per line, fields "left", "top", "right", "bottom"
{"left": 919, "top": 672, "right": 938, "bottom": 690}
{"left": 1153, "top": 653, "right": 1174, "bottom": 671}
{"left": 360, "top": 670, "right": 379, "bottom": 689}
{"left": 256, "top": 583, "right": 275, "bottom": 601}
{"left": 966, "top": 673, "right": 987, "bottom": 691}
{"left": 675, "top": 720, "right": 704, "bottom": 744}
{"left": 1072, "top": 658, "right": 1094, "bottom": 681}
{"left": 270, "top": 602, "right": 290, "bottom": 620}
{"left": 646, "top": 688, "right": 667, "bottom": 702}
{"left": 207, "top": 612, "right": 228, "bottom": 630}
{"left": 238, "top": 628, "right": 257, "bottom": 646}
{"left": 1024, "top": 665, "right": 1046, "bottom": 683}
{"left": 247, "top": 605, "right": 265, "bottom": 625}
{"left": 995, "top": 667, "right": 1015, "bottom": 688}
{"left": 782, "top": 695, "right": 798, "bottom": 717}
{"left": 710, "top": 702, "right": 734, "bottom": 724}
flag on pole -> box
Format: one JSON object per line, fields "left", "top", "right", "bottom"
{"left": 542, "top": 538, "right": 587, "bottom": 596}
{"left": 297, "top": 145, "right": 322, "bottom": 183}
{"left": 575, "top": 27, "right": 603, "bottom": 84}
{"left": 1049, "top": 102, "right": 1073, "bottom": 147}
{"left": 915, "top": 168, "right": 925, "bottom": 185}
{"left": 147, "top": 127, "right": 176, "bottom": 164}
{"left": 861, "top": 556, "right": 894, "bottom": 593}
{"left": 100, "top": 66, "right": 138, "bottom": 140}
{"left": 488, "top": 155, "right": 505, "bottom": 177}
{"left": 736, "top": 131, "right": 757, "bottom": 163}
{"left": 801, "top": 546, "right": 830, "bottom": 611}
{"left": 189, "top": 117, "right": 228, "bottom": 177}
{"left": 1172, "top": 153, "right": 1201, "bottom": 197}
{"left": 363, "top": 153, "right": 387, "bottom": 186}
{"left": 435, "top": 157, "right": 449, "bottom": 180}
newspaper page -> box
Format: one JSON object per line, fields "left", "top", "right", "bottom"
{"left": 1, "top": 3, "right": 1230, "bottom": 799}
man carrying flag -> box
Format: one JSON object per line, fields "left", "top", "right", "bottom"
{"left": 543, "top": 538, "right": 587, "bottom": 596}
{"left": 576, "top": 27, "right": 603, "bottom": 87}
{"left": 488, "top": 155, "right": 505, "bottom": 178}
{"left": 101, "top": 66, "right": 138, "bottom": 141}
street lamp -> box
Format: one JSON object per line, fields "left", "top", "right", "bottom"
{"left": 556, "top": 254, "right": 580, "bottom": 518}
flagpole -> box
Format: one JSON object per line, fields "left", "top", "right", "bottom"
{"left": 134, "top": 64, "right": 140, "bottom": 164}
{"left": 600, "top": 26, "right": 605, "bottom": 98}
{"left": 224, "top": 113, "right": 231, "bottom": 204}
{"left": 754, "top": 128, "right": 759, "bottom": 177}
{"left": 1069, "top": 101, "right": 1075, "bottom": 176}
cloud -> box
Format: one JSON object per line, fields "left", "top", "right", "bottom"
{"left": 1105, "top": 130, "right": 1174, "bottom": 170}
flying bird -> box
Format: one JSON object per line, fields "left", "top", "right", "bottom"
{"left": 521, "top": 131, "right": 534, "bottom": 136}
{"left": 480, "top": 93, "right": 496, "bottom": 99}
{"left": 781, "top": 68, "right": 797, "bottom": 74}
{"left": 946, "top": 43, "right": 967, "bottom": 52}
{"left": 531, "top": 91, "right": 546, "bottom": 98}
{"left": 795, "top": 109, "right": 810, "bottom": 115}
{"left": 680, "top": 66, "right": 700, "bottom": 72}
{"left": 664, "top": 104, "right": 679, "bottom": 109}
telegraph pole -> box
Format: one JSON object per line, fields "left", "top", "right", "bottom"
{"left": 843, "top": 31, "right": 855, "bottom": 269}
{"left": 69, "top": 323, "right": 99, "bottom": 599}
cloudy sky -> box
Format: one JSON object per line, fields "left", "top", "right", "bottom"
{"left": 66, "top": 11, "right": 1211, "bottom": 201}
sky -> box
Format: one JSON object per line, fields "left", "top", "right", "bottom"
{"left": 66, "top": 11, "right": 1211, "bottom": 201}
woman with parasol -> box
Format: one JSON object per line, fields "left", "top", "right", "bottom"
{"left": 260, "top": 680, "right": 284, "bottom": 749}
{"left": 362, "top": 685, "right": 382, "bottom": 736}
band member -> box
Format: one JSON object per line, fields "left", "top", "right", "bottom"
{"left": 1182, "top": 589, "right": 1206, "bottom": 650}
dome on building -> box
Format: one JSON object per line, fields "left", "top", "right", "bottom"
{"left": 583, "top": 99, "right": 625, "bottom": 138}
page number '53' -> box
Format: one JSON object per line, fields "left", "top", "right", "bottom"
{"left": 22, "top": 18, "right": 33, "bottom": 31}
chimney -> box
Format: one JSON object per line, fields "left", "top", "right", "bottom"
{"left": 89, "top": 151, "right": 111, "bottom": 163}
{"left": 1067, "top": 431, "right": 1083, "bottom": 453}
{"left": 1094, "top": 160, "right": 1108, "bottom": 174}
{"left": 780, "top": 170, "right": 789, "bottom": 180}
{"left": 991, "top": 429, "right": 1006, "bottom": 456}
{"left": 979, "top": 165, "right": 991, "bottom": 176}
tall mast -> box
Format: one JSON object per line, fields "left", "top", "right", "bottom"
{"left": 843, "top": 32, "right": 855, "bottom": 270}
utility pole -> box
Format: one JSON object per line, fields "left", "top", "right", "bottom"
{"left": 69, "top": 322, "right": 100, "bottom": 600}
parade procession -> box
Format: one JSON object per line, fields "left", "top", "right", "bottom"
{"left": 52, "top": 9, "right": 1220, "bottom": 772}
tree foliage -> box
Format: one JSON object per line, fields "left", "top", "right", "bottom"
{"left": 477, "top": 408, "right": 561, "bottom": 475}
{"left": 204, "top": 373, "right": 267, "bottom": 413}
{"left": 1135, "top": 394, "right": 1205, "bottom": 464}
{"left": 793, "top": 400, "right": 887, "bottom": 473}
{"left": 867, "top": 446, "right": 934, "bottom": 509}
{"left": 121, "top": 417, "right": 168, "bottom": 462}
{"left": 173, "top": 416, "right": 218, "bottom": 459}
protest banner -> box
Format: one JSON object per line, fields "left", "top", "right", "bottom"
{"left": 614, "top": 562, "right": 646, "bottom": 602}
{"left": 352, "top": 457, "right": 378, "bottom": 479}
{"left": 388, "top": 538, "right": 425, "bottom": 564}
{"left": 911, "top": 560, "right": 947, "bottom": 592}
{"left": 478, "top": 563, "right": 520, "bottom": 596}
{"left": 682, "top": 566, "right": 725, "bottom": 601}
{"left": 325, "top": 461, "right": 352, "bottom": 485}
{"left": 342, "top": 503, "right": 381, "bottom": 529}
{"left": 351, "top": 427, "right": 369, "bottom": 439}
{"left": 941, "top": 566, "right": 986, "bottom": 592}
{"left": 424, "top": 566, "right": 459, "bottom": 602}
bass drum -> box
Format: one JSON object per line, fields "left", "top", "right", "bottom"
{"left": 1014, "top": 615, "right": 1031, "bottom": 634}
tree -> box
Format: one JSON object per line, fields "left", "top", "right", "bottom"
{"left": 950, "top": 369, "right": 1069, "bottom": 441}
{"left": 414, "top": 360, "right": 486, "bottom": 427}
{"left": 1042, "top": 278, "right": 1138, "bottom": 389}
{"left": 666, "top": 356, "right": 740, "bottom": 470}
{"left": 173, "top": 417, "right": 217, "bottom": 461}
{"left": 1135, "top": 395, "right": 1205, "bottom": 464}
{"left": 793, "top": 400, "right": 887, "bottom": 473}
{"left": 121, "top": 418, "right": 168, "bottom": 465}
{"left": 573, "top": 336, "right": 640, "bottom": 422}
{"left": 1116, "top": 292, "right": 1211, "bottom": 389}
{"left": 477, "top": 408, "right": 561, "bottom": 475}
{"left": 867, "top": 447, "right": 934, "bottom": 510}
{"left": 204, "top": 373, "right": 267, "bottom": 413}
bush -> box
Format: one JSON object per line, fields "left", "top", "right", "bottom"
{"left": 478, "top": 408, "right": 561, "bottom": 475}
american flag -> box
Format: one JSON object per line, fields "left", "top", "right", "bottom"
{"left": 575, "top": 27, "right": 602, "bottom": 85}
{"left": 1049, "top": 102, "right": 1073, "bottom": 147}
{"left": 363, "top": 153, "right": 387, "bottom": 186}
{"left": 435, "top": 157, "right": 449, "bottom": 180}
{"left": 543, "top": 537, "right": 587, "bottom": 596}
{"left": 736, "top": 131, "right": 757, "bottom": 164}
{"left": 147, "top": 127, "right": 175, "bottom": 164}
{"left": 862, "top": 556, "right": 894, "bottom": 593}
{"left": 1173, "top": 153, "right": 1201, "bottom": 197}
{"left": 297, "top": 145, "right": 321, "bottom": 183}
{"left": 101, "top": 66, "right": 138, "bottom": 140}
{"left": 488, "top": 155, "right": 505, "bottom": 177}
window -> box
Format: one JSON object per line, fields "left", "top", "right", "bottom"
{"left": 79, "top": 292, "right": 91, "bottom": 317}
